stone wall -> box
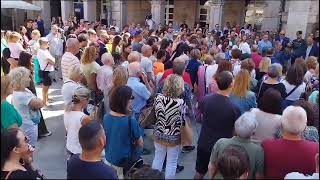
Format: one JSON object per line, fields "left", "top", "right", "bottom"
{"left": 127, "top": 0, "right": 151, "bottom": 25}
{"left": 261, "top": 0, "right": 281, "bottom": 32}
{"left": 222, "top": 0, "right": 246, "bottom": 27}
{"left": 173, "top": 0, "right": 198, "bottom": 28}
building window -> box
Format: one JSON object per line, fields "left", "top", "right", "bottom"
{"left": 101, "top": 0, "right": 111, "bottom": 25}
{"left": 74, "top": 0, "right": 84, "bottom": 20}
{"left": 198, "top": 5, "right": 209, "bottom": 28}
{"left": 165, "top": 0, "right": 174, "bottom": 25}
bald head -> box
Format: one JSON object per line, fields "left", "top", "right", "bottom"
{"left": 141, "top": 45, "right": 152, "bottom": 57}
{"left": 128, "top": 62, "right": 142, "bottom": 76}
{"left": 101, "top": 52, "right": 114, "bottom": 66}
{"left": 128, "top": 51, "right": 141, "bottom": 63}
{"left": 66, "top": 38, "right": 80, "bottom": 55}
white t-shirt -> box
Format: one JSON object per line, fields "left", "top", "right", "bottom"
{"left": 61, "top": 52, "right": 80, "bottom": 81}
{"left": 140, "top": 56, "right": 154, "bottom": 78}
{"left": 37, "top": 48, "right": 55, "bottom": 71}
{"left": 64, "top": 111, "right": 85, "bottom": 154}
{"left": 233, "top": 61, "right": 241, "bottom": 77}
{"left": 61, "top": 79, "right": 81, "bottom": 106}
{"left": 46, "top": 33, "right": 64, "bottom": 56}
{"left": 8, "top": 42, "right": 24, "bottom": 59}
{"left": 285, "top": 172, "right": 319, "bottom": 179}
{"left": 239, "top": 42, "right": 251, "bottom": 54}
{"left": 205, "top": 64, "right": 218, "bottom": 88}
{"left": 282, "top": 80, "right": 306, "bottom": 101}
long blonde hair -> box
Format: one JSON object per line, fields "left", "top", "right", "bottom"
{"left": 1, "top": 76, "right": 11, "bottom": 101}
{"left": 81, "top": 46, "right": 97, "bottom": 64}
{"left": 108, "top": 66, "right": 129, "bottom": 96}
{"left": 259, "top": 57, "right": 271, "bottom": 73}
{"left": 232, "top": 69, "right": 250, "bottom": 97}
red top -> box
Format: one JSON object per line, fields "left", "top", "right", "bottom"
{"left": 159, "top": 69, "right": 193, "bottom": 88}
{"left": 251, "top": 52, "right": 262, "bottom": 69}
{"left": 262, "top": 138, "right": 319, "bottom": 179}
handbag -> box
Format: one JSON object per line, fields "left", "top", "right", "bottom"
{"left": 139, "top": 95, "right": 157, "bottom": 128}
{"left": 181, "top": 118, "right": 193, "bottom": 146}
{"left": 39, "top": 62, "right": 49, "bottom": 78}
{"left": 118, "top": 116, "right": 143, "bottom": 176}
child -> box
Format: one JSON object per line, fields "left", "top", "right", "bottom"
{"left": 8, "top": 32, "right": 25, "bottom": 60}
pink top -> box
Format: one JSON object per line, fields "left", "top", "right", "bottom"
{"left": 251, "top": 52, "right": 262, "bottom": 69}
{"left": 8, "top": 42, "right": 24, "bottom": 59}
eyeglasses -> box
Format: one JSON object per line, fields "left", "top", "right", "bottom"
{"left": 280, "top": 33, "right": 285, "bottom": 35}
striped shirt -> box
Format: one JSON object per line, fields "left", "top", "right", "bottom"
{"left": 61, "top": 52, "right": 80, "bottom": 81}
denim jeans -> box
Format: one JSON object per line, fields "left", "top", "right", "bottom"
{"left": 152, "top": 142, "right": 180, "bottom": 179}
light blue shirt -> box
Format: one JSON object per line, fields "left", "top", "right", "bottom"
{"left": 258, "top": 40, "right": 273, "bottom": 53}
{"left": 229, "top": 91, "right": 257, "bottom": 114}
{"left": 127, "top": 77, "right": 151, "bottom": 114}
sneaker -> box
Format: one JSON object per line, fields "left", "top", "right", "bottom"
{"left": 181, "top": 146, "right": 195, "bottom": 153}
{"left": 39, "top": 131, "right": 52, "bottom": 138}
{"left": 176, "top": 164, "right": 184, "bottom": 173}
{"left": 142, "top": 148, "right": 151, "bottom": 155}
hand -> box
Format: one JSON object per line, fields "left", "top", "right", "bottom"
{"left": 140, "top": 71, "right": 148, "bottom": 83}
{"left": 22, "top": 144, "right": 34, "bottom": 164}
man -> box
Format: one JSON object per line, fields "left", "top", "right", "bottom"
{"left": 67, "top": 121, "right": 118, "bottom": 179}
{"left": 75, "top": 33, "right": 88, "bottom": 59}
{"left": 140, "top": 45, "right": 154, "bottom": 82}
{"left": 61, "top": 38, "right": 80, "bottom": 81}
{"left": 46, "top": 25, "right": 64, "bottom": 81}
{"left": 37, "top": 37, "right": 55, "bottom": 107}
{"left": 36, "top": 16, "right": 45, "bottom": 37}
{"left": 88, "top": 28, "right": 98, "bottom": 44}
{"left": 290, "top": 30, "right": 307, "bottom": 64}
{"left": 132, "top": 31, "right": 144, "bottom": 53}
{"left": 214, "top": 24, "right": 223, "bottom": 37}
{"left": 285, "top": 153, "right": 319, "bottom": 179}
{"left": 208, "top": 112, "right": 264, "bottom": 179}
{"left": 26, "top": 19, "right": 34, "bottom": 40}
{"left": 145, "top": 14, "right": 155, "bottom": 30}
{"left": 180, "top": 19, "right": 188, "bottom": 30}
{"left": 263, "top": 106, "right": 319, "bottom": 179}
{"left": 258, "top": 34, "right": 273, "bottom": 56}
{"left": 275, "top": 30, "right": 290, "bottom": 50}
{"left": 97, "top": 31, "right": 110, "bottom": 65}
{"left": 305, "top": 36, "right": 319, "bottom": 60}
{"left": 96, "top": 53, "right": 114, "bottom": 92}
{"left": 111, "top": 20, "right": 120, "bottom": 33}
{"left": 194, "top": 71, "right": 241, "bottom": 179}
{"left": 165, "top": 27, "right": 174, "bottom": 42}
{"left": 274, "top": 42, "right": 291, "bottom": 67}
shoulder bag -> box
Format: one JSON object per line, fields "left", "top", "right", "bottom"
{"left": 38, "top": 63, "right": 49, "bottom": 78}
{"left": 118, "top": 116, "right": 143, "bottom": 176}
{"left": 139, "top": 94, "right": 158, "bottom": 128}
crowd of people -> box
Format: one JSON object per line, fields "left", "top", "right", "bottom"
{"left": 1, "top": 15, "right": 319, "bottom": 179}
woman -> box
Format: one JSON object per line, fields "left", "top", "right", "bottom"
{"left": 1, "top": 76, "right": 22, "bottom": 132}
{"left": 275, "top": 100, "right": 319, "bottom": 142}
{"left": 160, "top": 38, "right": 172, "bottom": 70}
{"left": 81, "top": 45, "right": 102, "bottom": 104}
{"left": 104, "top": 66, "right": 128, "bottom": 113}
{"left": 111, "top": 35, "right": 122, "bottom": 55}
{"left": 241, "top": 59, "right": 257, "bottom": 90}
{"left": 61, "top": 64, "right": 84, "bottom": 106}
{"left": 1, "top": 128, "right": 44, "bottom": 179}
{"left": 18, "top": 51, "right": 51, "bottom": 138}
{"left": 120, "top": 43, "right": 132, "bottom": 66}
{"left": 103, "top": 85, "right": 143, "bottom": 179}
{"left": 28, "top": 30, "right": 42, "bottom": 85}
{"left": 19, "top": 26, "right": 29, "bottom": 49}
{"left": 152, "top": 74, "right": 186, "bottom": 179}
{"left": 254, "top": 64, "right": 287, "bottom": 106}
{"left": 282, "top": 64, "right": 306, "bottom": 107}
{"left": 64, "top": 86, "right": 92, "bottom": 158}
{"left": 229, "top": 69, "right": 257, "bottom": 114}
{"left": 186, "top": 48, "right": 202, "bottom": 89}
{"left": 238, "top": 35, "right": 251, "bottom": 55}
{"left": 208, "top": 60, "right": 233, "bottom": 94}
{"left": 256, "top": 57, "right": 271, "bottom": 81}
{"left": 250, "top": 88, "right": 282, "bottom": 144}
{"left": 304, "top": 57, "right": 319, "bottom": 89}
{"left": 9, "top": 67, "right": 44, "bottom": 147}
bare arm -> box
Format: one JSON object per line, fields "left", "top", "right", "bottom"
{"left": 29, "top": 98, "right": 44, "bottom": 110}
{"left": 81, "top": 115, "right": 92, "bottom": 126}
{"left": 208, "top": 162, "right": 217, "bottom": 179}
{"left": 135, "top": 137, "right": 144, "bottom": 148}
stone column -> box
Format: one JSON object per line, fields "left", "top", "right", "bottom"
{"left": 84, "top": 0, "right": 97, "bottom": 22}
{"left": 111, "top": 0, "right": 128, "bottom": 28}
{"left": 261, "top": 1, "right": 281, "bottom": 32}
{"left": 207, "top": 0, "right": 224, "bottom": 31}
{"left": 33, "top": 0, "right": 51, "bottom": 34}
{"left": 61, "top": 0, "right": 74, "bottom": 21}
{"left": 150, "top": 0, "right": 165, "bottom": 26}
{"left": 285, "top": 0, "right": 311, "bottom": 39}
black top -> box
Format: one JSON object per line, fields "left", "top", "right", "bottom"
{"left": 1, "top": 166, "right": 42, "bottom": 179}
{"left": 67, "top": 154, "right": 118, "bottom": 179}
{"left": 254, "top": 81, "right": 287, "bottom": 103}
{"left": 198, "top": 94, "right": 241, "bottom": 150}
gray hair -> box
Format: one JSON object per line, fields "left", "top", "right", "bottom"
{"left": 234, "top": 112, "right": 258, "bottom": 138}
{"left": 214, "top": 53, "right": 226, "bottom": 64}
{"left": 68, "top": 64, "right": 83, "bottom": 81}
{"left": 128, "top": 51, "right": 141, "bottom": 63}
{"left": 267, "top": 63, "right": 281, "bottom": 78}
{"left": 101, "top": 52, "right": 114, "bottom": 65}
{"left": 8, "top": 67, "right": 31, "bottom": 90}
{"left": 141, "top": 45, "right": 151, "bottom": 54}
{"left": 281, "top": 106, "right": 307, "bottom": 135}
{"left": 66, "top": 38, "right": 79, "bottom": 48}
{"left": 190, "top": 48, "right": 201, "bottom": 60}
{"left": 273, "top": 63, "right": 283, "bottom": 77}
{"left": 65, "top": 86, "right": 90, "bottom": 111}
{"left": 128, "top": 62, "right": 141, "bottom": 76}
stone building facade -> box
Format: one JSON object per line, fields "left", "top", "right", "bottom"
{"left": 21, "top": 0, "right": 319, "bottom": 39}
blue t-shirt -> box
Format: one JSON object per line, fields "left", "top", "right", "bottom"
{"left": 186, "top": 59, "right": 202, "bottom": 87}
{"left": 67, "top": 154, "right": 118, "bottom": 179}
{"left": 103, "top": 113, "right": 142, "bottom": 166}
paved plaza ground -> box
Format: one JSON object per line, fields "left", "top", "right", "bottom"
{"left": 32, "top": 80, "right": 203, "bottom": 179}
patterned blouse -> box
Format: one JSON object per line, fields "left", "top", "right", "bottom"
{"left": 275, "top": 126, "right": 319, "bottom": 142}
{"left": 153, "top": 94, "right": 185, "bottom": 145}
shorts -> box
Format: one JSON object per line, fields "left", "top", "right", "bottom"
{"left": 42, "top": 71, "right": 52, "bottom": 86}
{"left": 195, "top": 147, "right": 212, "bottom": 175}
